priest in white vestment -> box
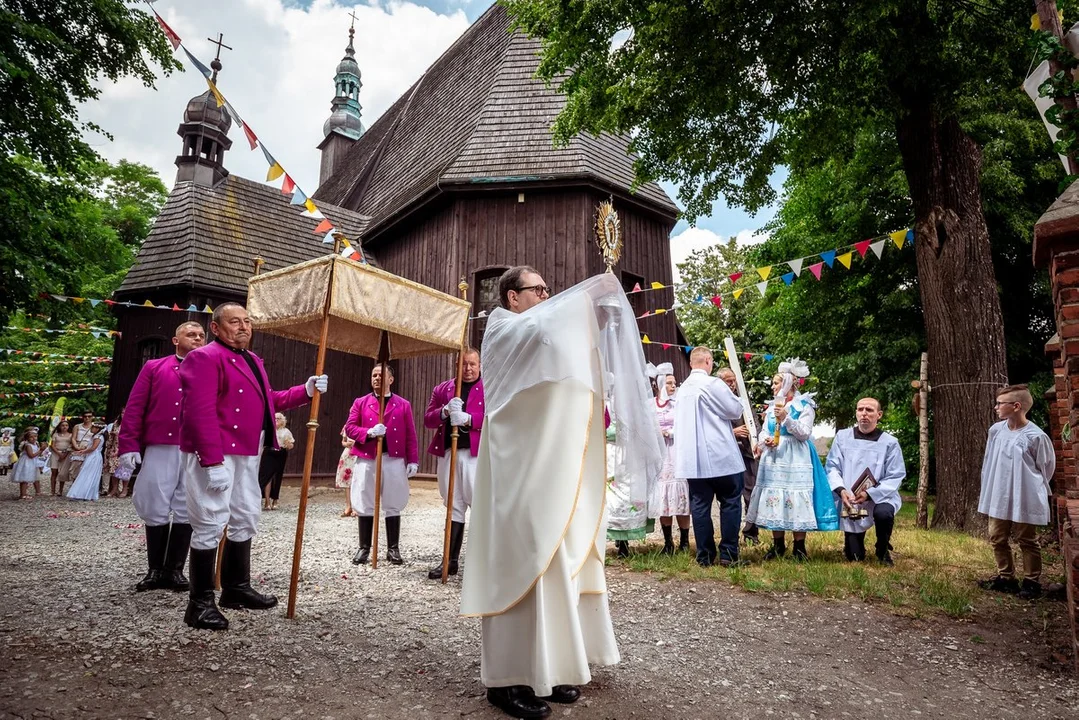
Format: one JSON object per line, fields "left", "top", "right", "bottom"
{"left": 461, "top": 266, "right": 662, "bottom": 720}
{"left": 825, "top": 397, "right": 905, "bottom": 565}
{"left": 977, "top": 384, "right": 1055, "bottom": 600}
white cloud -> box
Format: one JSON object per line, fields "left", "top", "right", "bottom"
{"left": 669, "top": 226, "right": 769, "bottom": 281}
{"left": 79, "top": 0, "right": 472, "bottom": 195}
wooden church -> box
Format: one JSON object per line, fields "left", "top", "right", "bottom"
{"left": 109, "top": 4, "right": 687, "bottom": 479}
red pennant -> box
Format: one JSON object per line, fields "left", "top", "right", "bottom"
{"left": 172, "top": 303, "right": 182, "bottom": 311}
{"left": 313, "top": 219, "right": 333, "bottom": 233}
{"left": 632, "top": 282, "right": 642, "bottom": 292}
{"left": 281, "top": 174, "right": 295, "bottom": 195}
{"left": 808, "top": 262, "right": 824, "bottom": 280}
{"left": 744, "top": 353, "right": 752, "bottom": 361}
{"left": 244, "top": 124, "right": 258, "bottom": 150}
{"left": 710, "top": 295, "right": 722, "bottom": 308}
{"left": 661, "top": 343, "right": 671, "bottom": 350}
{"left": 854, "top": 239, "right": 872, "bottom": 258}
{"left": 152, "top": 10, "right": 182, "bottom": 50}
{"left": 729, "top": 272, "right": 743, "bottom": 284}
{"left": 103, "top": 299, "right": 116, "bottom": 305}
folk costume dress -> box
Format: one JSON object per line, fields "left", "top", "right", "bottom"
{"left": 745, "top": 393, "right": 822, "bottom": 532}
{"left": 0, "top": 430, "right": 15, "bottom": 472}
{"left": 649, "top": 395, "right": 688, "bottom": 517}
{"left": 67, "top": 432, "right": 105, "bottom": 501}
{"left": 335, "top": 430, "right": 356, "bottom": 489}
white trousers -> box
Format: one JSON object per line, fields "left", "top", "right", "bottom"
{"left": 480, "top": 543, "right": 619, "bottom": 696}
{"left": 436, "top": 450, "right": 476, "bottom": 524}
{"left": 350, "top": 456, "right": 409, "bottom": 517}
{"left": 131, "top": 445, "right": 187, "bottom": 526}
{"left": 183, "top": 451, "right": 262, "bottom": 551}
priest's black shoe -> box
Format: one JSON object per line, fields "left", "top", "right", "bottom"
{"left": 184, "top": 548, "right": 228, "bottom": 631}
{"left": 486, "top": 686, "right": 551, "bottom": 719}
{"left": 539, "top": 685, "right": 580, "bottom": 704}
{"left": 218, "top": 539, "right": 278, "bottom": 610}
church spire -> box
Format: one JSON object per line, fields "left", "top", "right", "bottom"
{"left": 317, "top": 15, "right": 365, "bottom": 187}
{"left": 175, "top": 34, "right": 233, "bottom": 188}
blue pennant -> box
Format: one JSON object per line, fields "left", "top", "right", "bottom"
{"left": 781, "top": 272, "right": 795, "bottom": 286}
{"left": 820, "top": 250, "right": 837, "bottom": 267}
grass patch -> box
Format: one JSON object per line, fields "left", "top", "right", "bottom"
{"left": 610, "top": 501, "right": 1062, "bottom": 619}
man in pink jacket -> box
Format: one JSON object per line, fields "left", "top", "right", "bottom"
{"left": 345, "top": 363, "right": 418, "bottom": 566}
{"left": 118, "top": 321, "right": 206, "bottom": 593}
{"left": 178, "top": 303, "right": 327, "bottom": 631}
{"left": 423, "top": 347, "right": 484, "bottom": 580}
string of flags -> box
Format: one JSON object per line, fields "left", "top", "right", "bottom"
{"left": 39, "top": 293, "right": 213, "bottom": 315}
{"left": 640, "top": 334, "right": 776, "bottom": 360}
{"left": 3, "top": 326, "right": 119, "bottom": 339}
{"left": 628, "top": 227, "right": 914, "bottom": 311}
{"left": 0, "top": 387, "right": 107, "bottom": 399}
{"left": 2, "top": 348, "right": 111, "bottom": 362}
{"left": 146, "top": 3, "right": 366, "bottom": 263}
{"left": 1, "top": 380, "right": 104, "bottom": 388}
{"left": 0, "top": 411, "right": 85, "bottom": 422}
{"left": 0, "top": 359, "right": 112, "bottom": 366}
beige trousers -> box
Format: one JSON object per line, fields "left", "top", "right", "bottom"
{"left": 987, "top": 517, "right": 1041, "bottom": 582}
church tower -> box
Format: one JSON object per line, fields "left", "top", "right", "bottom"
{"left": 317, "top": 20, "right": 365, "bottom": 187}
{"left": 174, "top": 53, "right": 232, "bottom": 188}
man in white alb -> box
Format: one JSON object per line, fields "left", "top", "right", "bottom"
{"left": 461, "top": 266, "right": 661, "bottom": 719}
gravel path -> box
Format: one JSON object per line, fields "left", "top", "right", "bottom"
{"left": 1, "top": 481, "right": 1076, "bottom": 720}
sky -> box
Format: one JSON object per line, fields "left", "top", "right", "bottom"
{"left": 82, "top": 0, "right": 780, "bottom": 277}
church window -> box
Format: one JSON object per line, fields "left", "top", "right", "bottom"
{"left": 620, "top": 270, "right": 645, "bottom": 317}
{"left": 472, "top": 267, "right": 507, "bottom": 351}
{"left": 138, "top": 337, "right": 165, "bottom": 367}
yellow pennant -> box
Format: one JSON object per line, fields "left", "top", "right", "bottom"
{"left": 654, "top": 308, "right": 667, "bottom": 315}
{"left": 266, "top": 163, "right": 284, "bottom": 181}
{"left": 757, "top": 266, "right": 772, "bottom": 281}
{"left": 723, "top": 349, "right": 729, "bottom": 359}
{"left": 304, "top": 198, "right": 318, "bottom": 214}
{"left": 72, "top": 297, "right": 84, "bottom": 303}
{"left": 203, "top": 305, "right": 213, "bottom": 313}
{"left": 650, "top": 281, "right": 665, "bottom": 290}
{"left": 837, "top": 252, "right": 853, "bottom": 269}
{"left": 732, "top": 288, "right": 745, "bottom": 300}
{"left": 642, "top": 335, "right": 652, "bottom": 345}
{"left": 206, "top": 79, "right": 226, "bottom": 108}
{"left": 142, "top": 300, "right": 155, "bottom": 307}
{"left": 889, "top": 230, "right": 906, "bottom": 249}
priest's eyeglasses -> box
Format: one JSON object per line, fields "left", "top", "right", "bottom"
{"left": 515, "top": 284, "right": 552, "bottom": 297}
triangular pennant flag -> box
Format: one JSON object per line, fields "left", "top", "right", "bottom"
{"left": 303, "top": 198, "right": 318, "bottom": 214}
{"left": 788, "top": 258, "right": 803, "bottom": 276}
{"left": 854, "top": 240, "right": 872, "bottom": 258}
{"left": 322, "top": 228, "right": 337, "bottom": 244}
{"left": 648, "top": 281, "right": 663, "bottom": 290}
{"left": 243, "top": 124, "right": 258, "bottom": 150}
{"left": 261, "top": 144, "right": 276, "bottom": 168}
{"left": 205, "top": 78, "right": 226, "bottom": 108}
{"left": 694, "top": 294, "right": 704, "bottom": 305}
{"left": 172, "top": 304, "right": 182, "bottom": 311}
{"left": 637, "top": 311, "right": 651, "bottom": 319}
{"left": 266, "top": 163, "right": 284, "bottom": 182}
{"left": 89, "top": 299, "right": 100, "bottom": 308}
{"left": 764, "top": 354, "right": 774, "bottom": 361}
{"left": 91, "top": 331, "right": 102, "bottom": 339}
{"left": 820, "top": 250, "right": 837, "bottom": 267}
{"left": 203, "top": 305, "right": 213, "bottom": 313}
{"left": 642, "top": 335, "right": 652, "bottom": 345}
{"left": 723, "top": 350, "right": 729, "bottom": 359}
{"left": 757, "top": 266, "right": 772, "bottom": 281}
{"left": 684, "top": 346, "right": 692, "bottom": 357}
{"left": 661, "top": 343, "right": 671, "bottom": 350}
{"left": 837, "top": 252, "right": 853, "bottom": 269}
{"left": 808, "top": 262, "right": 824, "bottom": 280}
{"left": 654, "top": 308, "right": 667, "bottom": 315}
{"left": 732, "top": 288, "right": 745, "bottom": 300}
{"left": 142, "top": 300, "right": 154, "bottom": 307}
{"left": 729, "top": 272, "right": 743, "bottom": 284}
{"left": 151, "top": 9, "right": 182, "bottom": 50}
{"left": 183, "top": 47, "right": 212, "bottom": 78}
{"left": 72, "top": 297, "right": 84, "bottom": 303}
{"left": 222, "top": 99, "right": 244, "bottom": 128}
{"left": 890, "top": 230, "right": 906, "bottom": 249}
{"left": 756, "top": 281, "right": 768, "bottom": 297}
{"left": 905, "top": 229, "right": 914, "bottom": 244}
{"left": 187, "top": 304, "right": 198, "bottom": 312}
{"left": 313, "top": 219, "right": 333, "bottom": 233}
{"left": 281, "top": 174, "right": 295, "bottom": 195}
{"left": 869, "top": 240, "right": 886, "bottom": 258}
{"left": 632, "top": 282, "right": 641, "bottom": 292}
{"left": 50, "top": 294, "right": 68, "bottom": 302}
{"left": 290, "top": 187, "right": 308, "bottom": 206}
{"left": 781, "top": 272, "right": 795, "bottom": 286}
{"left": 744, "top": 353, "right": 753, "bottom": 362}
{"left": 710, "top": 295, "right": 722, "bottom": 308}
{"left": 103, "top": 299, "right": 115, "bottom": 306}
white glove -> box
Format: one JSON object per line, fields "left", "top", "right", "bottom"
{"left": 305, "top": 374, "right": 329, "bottom": 397}
{"left": 118, "top": 452, "right": 142, "bottom": 470}
{"left": 206, "top": 464, "right": 231, "bottom": 493}
{"left": 406, "top": 463, "right": 418, "bottom": 478}
{"left": 366, "top": 423, "right": 387, "bottom": 439}
{"left": 447, "top": 397, "right": 464, "bottom": 413}
{"left": 449, "top": 410, "right": 471, "bottom": 427}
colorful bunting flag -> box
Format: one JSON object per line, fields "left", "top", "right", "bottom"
{"left": 756, "top": 281, "right": 768, "bottom": 297}
{"left": 808, "top": 262, "right": 824, "bottom": 280}
{"left": 854, "top": 240, "right": 872, "bottom": 258}
{"left": 183, "top": 47, "right": 212, "bottom": 78}
{"left": 303, "top": 198, "right": 318, "bottom": 214}
{"left": 642, "top": 335, "right": 652, "bottom": 344}
{"left": 206, "top": 79, "right": 226, "bottom": 108}
{"left": 313, "top": 219, "right": 333, "bottom": 234}
{"left": 869, "top": 240, "right": 886, "bottom": 258}
{"left": 733, "top": 288, "right": 745, "bottom": 300}
{"left": 281, "top": 174, "right": 295, "bottom": 195}
{"left": 142, "top": 300, "right": 154, "bottom": 307}
{"left": 243, "top": 124, "right": 258, "bottom": 150}
{"left": 152, "top": 9, "right": 182, "bottom": 50}
{"left": 757, "top": 266, "right": 772, "bottom": 281}
{"left": 764, "top": 354, "right": 774, "bottom": 361}
{"left": 837, "top": 252, "right": 853, "bottom": 269}
{"left": 710, "top": 295, "right": 722, "bottom": 308}
{"left": 632, "top": 282, "right": 642, "bottom": 292}
{"left": 788, "top": 258, "right": 803, "bottom": 276}
{"left": 820, "top": 250, "right": 837, "bottom": 267}
{"left": 290, "top": 187, "right": 308, "bottom": 206}
{"left": 266, "top": 163, "right": 284, "bottom": 181}
{"left": 781, "top": 272, "right": 795, "bottom": 286}
{"left": 905, "top": 229, "right": 914, "bottom": 244}
{"left": 890, "top": 229, "right": 906, "bottom": 249}
{"left": 729, "top": 272, "right": 743, "bottom": 284}
{"left": 650, "top": 281, "right": 665, "bottom": 290}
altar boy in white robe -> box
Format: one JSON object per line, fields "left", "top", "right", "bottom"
{"left": 977, "top": 384, "right": 1055, "bottom": 600}
{"left": 461, "top": 266, "right": 662, "bottom": 720}
{"left": 825, "top": 397, "right": 905, "bottom": 565}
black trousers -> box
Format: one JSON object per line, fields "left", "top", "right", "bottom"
{"left": 258, "top": 448, "right": 288, "bottom": 501}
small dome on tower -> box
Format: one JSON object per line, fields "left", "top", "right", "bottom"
{"left": 337, "top": 52, "right": 360, "bottom": 77}
{"left": 323, "top": 108, "right": 365, "bottom": 139}
{"left": 183, "top": 90, "right": 232, "bottom": 134}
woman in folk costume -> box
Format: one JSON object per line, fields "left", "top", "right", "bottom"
{"left": 49, "top": 420, "right": 74, "bottom": 496}
{"left": 0, "top": 427, "right": 15, "bottom": 476}
{"left": 335, "top": 427, "right": 358, "bottom": 517}
{"left": 66, "top": 423, "right": 107, "bottom": 502}
{"left": 647, "top": 362, "right": 691, "bottom": 554}
{"left": 746, "top": 358, "right": 837, "bottom": 560}
{"left": 11, "top": 428, "right": 44, "bottom": 499}
{"left": 103, "top": 410, "right": 130, "bottom": 498}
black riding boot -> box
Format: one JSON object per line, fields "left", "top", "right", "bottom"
{"left": 428, "top": 521, "right": 465, "bottom": 579}
{"left": 763, "top": 535, "right": 786, "bottom": 560}
{"left": 184, "top": 548, "right": 228, "bottom": 631}
{"left": 353, "top": 516, "right": 373, "bottom": 565}
{"left": 678, "top": 527, "right": 691, "bottom": 552}
{"left": 136, "top": 524, "right": 169, "bottom": 591}
{"left": 163, "top": 523, "right": 192, "bottom": 591}
{"left": 386, "top": 515, "right": 404, "bottom": 565}
{"left": 792, "top": 538, "right": 809, "bottom": 561}
{"left": 661, "top": 525, "right": 674, "bottom": 555}
{"left": 218, "top": 539, "right": 277, "bottom": 610}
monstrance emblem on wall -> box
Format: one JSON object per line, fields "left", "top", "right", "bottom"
{"left": 595, "top": 198, "right": 622, "bottom": 273}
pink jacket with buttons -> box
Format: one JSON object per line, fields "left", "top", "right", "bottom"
{"left": 423, "top": 378, "right": 485, "bottom": 458}
{"left": 345, "top": 393, "right": 418, "bottom": 464}
{"left": 118, "top": 355, "right": 185, "bottom": 454}
{"left": 179, "top": 341, "right": 309, "bottom": 467}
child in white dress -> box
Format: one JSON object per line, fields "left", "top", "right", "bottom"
{"left": 11, "top": 428, "right": 43, "bottom": 499}
{"left": 67, "top": 425, "right": 106, "bottom": 502}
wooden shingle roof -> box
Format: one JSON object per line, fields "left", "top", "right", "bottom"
{"left": 313, "top": 4, "right": 678, "bottom": 226}
{"left": 118, "top": 175, "right": 371, "bottom": 296}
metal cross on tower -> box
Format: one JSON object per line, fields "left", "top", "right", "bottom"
{"left": 207, "top": 32, "right": 232, "bottom": 83}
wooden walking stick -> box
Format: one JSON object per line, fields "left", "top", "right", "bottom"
{"left": 440, "top": 278, "right": 470, "bottom": 583}
{"left": 370, "top": 331, "right": 390, "bottom": 569}
{"left": 285, "top": 240, "right": 338, "bottom": 619}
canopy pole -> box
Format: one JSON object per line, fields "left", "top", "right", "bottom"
{"left": 722, "top": 337, "right": 758, "bottom": 452}
{"left": 370, "top": 331, "right": 390, "bottom": 569}
{"left": 285, "top": 247, "right": 338, "bottom": 619}
{"left": 441, "top": 278, "right": 470, "bottom": 583}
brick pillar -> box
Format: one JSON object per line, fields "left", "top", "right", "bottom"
{"left": 1034, "top": 182, "right": 1079, "bottom": 676}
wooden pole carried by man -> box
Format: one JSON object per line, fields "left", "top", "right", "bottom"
{"left": 440, "top": 279, "right": 470, "bottom": 583}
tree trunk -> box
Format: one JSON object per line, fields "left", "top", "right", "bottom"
{"left": 895, "top": 104, "right": 1008, "bottom": 533}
